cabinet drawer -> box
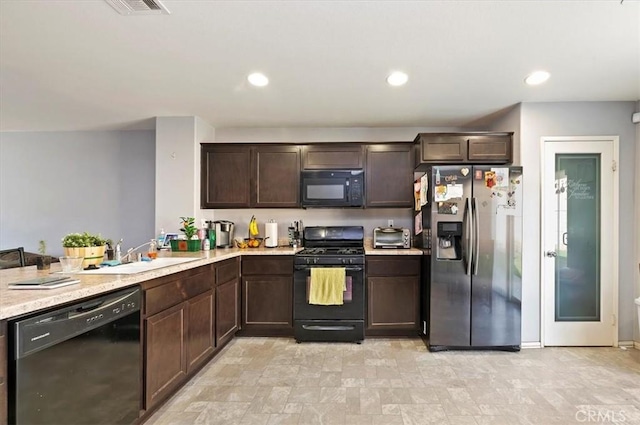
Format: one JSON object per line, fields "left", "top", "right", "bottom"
{"left": 145, "top": 280, "right": 185, "bottom": 317}
{"left": 366, "top": 257, "right": 420, "bottom": 277}
{"left": 145, "top": 270, "right": 213, "bottom": 317}
{"left": 182, "top": 271, "right": 214, "bottom": 299}
{"left": 242, "top": 256, "right": 293, "bottom": 275}
{"left": 216, "top": 258, "right": 239, "bottom": 285}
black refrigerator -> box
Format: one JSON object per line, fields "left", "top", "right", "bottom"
{"left": 416, "top": 165, "right": 523, "bottom": 351}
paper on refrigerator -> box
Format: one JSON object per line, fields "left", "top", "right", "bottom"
{"left": 420, "top": 173, "right": 429, "bottom": 206}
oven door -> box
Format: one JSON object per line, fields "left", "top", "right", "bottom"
{"left": 293, "top": 264, "right": 364, "bottom": 320}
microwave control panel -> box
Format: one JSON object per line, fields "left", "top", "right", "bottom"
{"left": 350, "top": 177, "right": 363, "bottom": 200}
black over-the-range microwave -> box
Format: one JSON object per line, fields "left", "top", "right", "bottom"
{"left": 300, "top": 169, "right": 364, "bottom": 208}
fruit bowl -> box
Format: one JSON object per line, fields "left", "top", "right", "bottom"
{"left": 244, "top": 238, "right": 264, "bottom": 248}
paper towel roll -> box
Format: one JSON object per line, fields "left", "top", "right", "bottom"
{"left": 265, "top": 222, "right": 278, "bottom": 248}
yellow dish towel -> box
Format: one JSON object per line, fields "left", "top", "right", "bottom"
{"left": 309, "top": 268, "right": 346, "bottom": 305}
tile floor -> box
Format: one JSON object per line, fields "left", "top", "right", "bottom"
{"left": 146, "top": 338, "right": 640, "bottom": 425}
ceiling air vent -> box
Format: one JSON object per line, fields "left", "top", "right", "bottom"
{"left": 105, "top": 0, "right": 170, "bottom": 15}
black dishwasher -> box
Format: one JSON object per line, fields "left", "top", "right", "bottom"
{"left": 8, "top": 287, "right": 141, "bottom": 425}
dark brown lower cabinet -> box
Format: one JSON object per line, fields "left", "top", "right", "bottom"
{"left": 216, "top": 277, "right": 239, "bottom": 347}
{"left": 239, "top": 256, "right": 293, "bottom": 336}
{"left": 366, "top": 256, "right": 421, "bottom": 337}
{"left": 187, "top": 290, "right": 215, "bottom": 373}
{"left": 142, "top": 264, "right": 218, "bottom": 412}
{"left": 241, "top": 276, "right": 293, "bottom": 335}
{"left": 145, "top": 302, "right": 187, "bottom": 409}
{"left": 0, "top": 321, "right": 6, "bottom": 425}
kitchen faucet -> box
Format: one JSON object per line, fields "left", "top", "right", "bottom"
{"left": 120, "top": 240, "right": 156, "bottom": 263}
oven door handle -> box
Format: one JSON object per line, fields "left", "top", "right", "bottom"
{"left": 295, "top": 265, "right": 363, "bottom": 272}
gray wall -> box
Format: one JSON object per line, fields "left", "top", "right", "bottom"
{"left": 519, "top": 101, "right": 637, "bottom": 343}
{"left": 0, "top": 130, "right": 156, "bottom": 256}
{"left": 487, "top": 104, "right": 522, "bottom": 166}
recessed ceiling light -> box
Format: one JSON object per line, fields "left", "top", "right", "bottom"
{"left": 525, "top": 70, "right": 550, "bottom": 85}
{"left": 247, "top": 73, "right": 269, "bottom": 87}
{"left": 386, "top": 71, "right": 408, "bottom": 86}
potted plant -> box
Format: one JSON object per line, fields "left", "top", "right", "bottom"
{"left": 62, "top": 232, "right": 107, "bottom": 268}
{"left": 36, "top": 239, "right": 51, "bottom": 270}
{"left": 171, "top": 217, "right": 200, "bottom": 252}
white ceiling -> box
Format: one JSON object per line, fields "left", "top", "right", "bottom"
{"left": 1, "top": 0, "right": 639, "bottom": 132}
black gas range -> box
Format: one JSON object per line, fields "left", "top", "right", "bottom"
{"left": 293, "top": 226, "right": 365, "bottom": 343}
{"left": 295, "top": 247, "right": 365, "bottom": 265}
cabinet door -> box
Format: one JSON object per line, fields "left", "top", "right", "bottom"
{"left": 366, "top": 276, "right": 420, "bottom": 335}
{"left": 418, "top": 134, "right": 467, "bottom": 163}
{"left": 252, "top": 146, "right": 300, "bottom": 207}
{"left": 416, "top": 133, "right": 513, "bottom": 165}
{"left": 242, "top": 275, "right": 293, "bottom": 334}
{"left": 201, "top": 144, "right": 251, "bottom": 208}
{"left": 186, "top": 290, "right": 214, "bottom": 374}
{"left": 467, "top": 134, "right": 512, "bottom": 163}
{"left": 216, "top": 278, "right": 239, "bottom": 347}
{"left": 365, "top": 144, "right": 414, "bottom": 208}
{"left": 0, "top": 321, "right": 6, "bottom": 425}
{"left": 145, "top": 302, "right": 187, "bottom": 409}
{"left": 301, "top": 145, "right": 364, "bottom": 169}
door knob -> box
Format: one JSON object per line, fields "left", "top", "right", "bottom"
{"left": 545, "top": 250, "right": 557, "bottom": 258}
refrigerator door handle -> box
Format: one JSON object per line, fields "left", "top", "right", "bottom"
{"left": 465, "top": 197, "right": 473, "bottom": 275}
{"left": 472, "top": 197, "right": 480, "bottom": 275}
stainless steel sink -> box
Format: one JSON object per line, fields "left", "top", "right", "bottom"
{"left": 77, "top": 257, "right": 201, "bottom": 274}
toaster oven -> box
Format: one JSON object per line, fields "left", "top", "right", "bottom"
{"left": 373, "top": 227, "right": 411, "bottom": 249}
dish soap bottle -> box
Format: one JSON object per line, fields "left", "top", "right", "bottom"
{"left": 157, "top": 228, "right": 165, "bottom": 248}
{"left": 148, "top": 239, "right": 158, "bottom": 259}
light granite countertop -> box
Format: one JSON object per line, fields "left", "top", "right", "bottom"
{"left": 0, "top": 244, "right": 423, "bottom": 320}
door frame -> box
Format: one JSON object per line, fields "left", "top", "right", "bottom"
{"left": 539, "top": 136, "right": 619, "bottom": 348}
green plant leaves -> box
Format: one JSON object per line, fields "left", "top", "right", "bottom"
{"left": 61, "top": 232, "right": 107, "bottom": 247}
{"left": 180, "top": 216, "right": 197, "bottom": 239}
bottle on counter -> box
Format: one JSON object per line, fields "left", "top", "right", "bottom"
{"left": 207, "top": 221, "right": 216, "bottom": 249}
{"left": 148, "top": 239, "right": 158, "bottom": 259}
{"left": 157, "top": 228, "right": 166, "bottom": 248}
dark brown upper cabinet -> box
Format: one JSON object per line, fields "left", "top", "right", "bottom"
{"left": 201, "top": 144, "right": 251, "bottom": 208}
{"left": 415, "top": 132, "right": 513, "bottom": 165}
{"left": 201, "top": 144, "right": 300, "bottom": 209}
{"left": 301, "top": 144, "right": 364, "bottom": 169}
{"left": 252, "top": 145, "right": 300, "bottom": 208}
{"left": 365, "top": 143, "right": 414, "bottom": 208}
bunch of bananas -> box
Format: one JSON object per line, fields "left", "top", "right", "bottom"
{"left": 249, "top": 216, "right": 259, "bottom": 237}
{"left": 235, "top": 238, "right": 248, "bottom": 249}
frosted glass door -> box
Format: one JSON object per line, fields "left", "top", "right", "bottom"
{"left": 542, "top": 138, "right": 615, "bottom": 347}
{"left": 554, "top": 154, "right": 600, "bottom": 321}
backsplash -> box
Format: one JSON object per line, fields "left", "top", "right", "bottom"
{"left": 197, "top": 208, "right": 413, "bottom": 242}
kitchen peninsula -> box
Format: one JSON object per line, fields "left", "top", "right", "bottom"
{"left": 0, "top": 245, "right": 421, "bottom": 425}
